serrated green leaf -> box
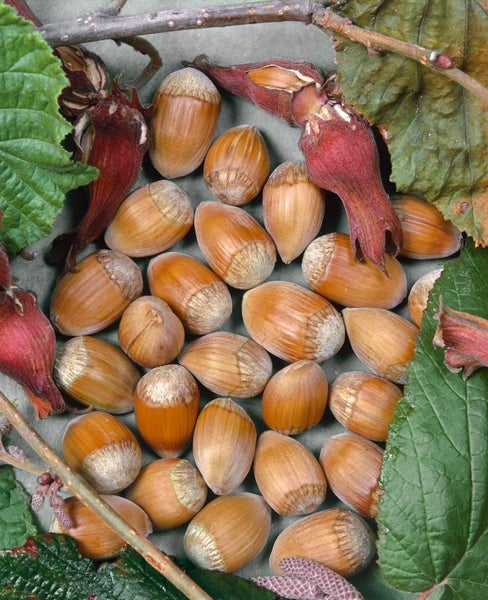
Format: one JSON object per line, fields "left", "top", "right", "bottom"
{"left": 330, "top": 0, "right": 488, "bottom": 244}
{"left": 0, "top": 534, "right": 103, "bottom": 599}
{"left": 0, "top": 466, "right": 36, "bottom": 550}
{"left": 377, "top": 239, "right": 488, "bottom": 597}
{"left": 0, "top": 3, "right": 97, "bottom": 256}
{"left": 0, "top": 534, "right": 277, "bottom": 600}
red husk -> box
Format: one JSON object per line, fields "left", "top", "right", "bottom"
{"left": 433, "top": 296, "right": 488, "bottom": 378}
{"left": 0, "top": 239, "right": 12, "bottom": 291}
{"left": 186, "top": 54, "right": 327, "bottom": 126}
{"left": 189, "top": 56, "right": 401, "bottom": 272}
{"left": 5, "top": 0, "right": 42, "bottom": 25}
{"left": 5, "top": 0, "right": 109, "bottom": 121}
{"left": 299, "top": 103, "right": 402, "bottom": 273}
{"left": 54, "top": 45, "right": 110, "bottom": 121}
{"left": 47, "top": 87, "right": 150, "bottom": 275}
{"left": 0, "top": 288, "right": 65, "bottom": 418}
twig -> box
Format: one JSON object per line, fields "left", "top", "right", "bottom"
{"left": 37, "top": 1, "right": 314, "bottom": 45}
{"left": 0, "top": 445, "right": 45, "bottom": 476}
{"left": 312, "top": 6, "right": 488, "bottom": 107}
{"left": 36, "top": 1, "right": 488, "bottom": 107}
{"left": 0, "top": 392, "right": 212, "bottom": 600}
{"left": 117, "top": 36, "right": 163, "bottom": 89}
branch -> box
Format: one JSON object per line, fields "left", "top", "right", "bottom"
{"left": 0, "top": 392, "right": 212, "bottom": 600}
{"left": 36, "top": 0, "right": 488, "bottom": 107}
{"left": 312, "top": 6, "right": 488, "bottom": 108}
{"left": 37, "top": 1, "right": 314, "bottom": 46}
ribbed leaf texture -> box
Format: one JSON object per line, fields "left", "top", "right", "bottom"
{"left": 377, "top": 239, "right": 488, "bottom": 598}
{"left": 331, "top": 0, "right": 488, "bottom": 245}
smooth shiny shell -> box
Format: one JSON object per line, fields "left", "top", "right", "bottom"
{"left": 242, "top": 281, "right": 345, "bottom": 363}
{"left": 149, "top": 67, "right": 221, "bottom": 178}
{"left": 392, "top": 194, "right": 463, "bottom": 259}
{"left": 62, "top": 411, "right": 142, "bottom": 493}
{"left": 147, "top": 252, "right": 232, "bottom": 335}
{"left": 194, "top": 201, "right": 276, "bottom": 289}
{"left": 125, "top": 458, "right": 208, "bottom": 530}
{"left": 104, "top": 180, "right": 194, "bottom": 257}
{"left": 320, "top": 432, "right": 384, "bottom": 518}
{"left": 192, "top": 397, "right": 257, "bottom": 495}
{"left": 253, "top": 430, "right": 327, "bottom": 516}
{"left": 178, "top": 331, "right": 273, "bottom": 398}
{"left": 118, "top": 295, "right": 185, "bottom": 368}
{"left": 51, "top": 494, "right": 152, "bottom": 560}
{"left": 183, "top": 492, "right": 271, "bottom": 573}
{"left": 50, "top": 249, "right": 143, "bottom": 336}
{"left": 261, "top": 360, "right": 328, "bottom": 434}
{"left": 134, "top": 364, "right": 200, "bottom": 458}
{"left": 269, "top": 508, "right": 376, "bottom": 578}
{"left": 343, "top": 308, "right": 419, "bottom": 384}
{"left": 262, "top": 160, "right": 325, "bottom": 263}
{"left": 203, "top": 124, "right": 270, "bottom": 205}
{"left": 302, "top": 232, "right": 407, "bottom": 309}
{"left": 328, "top": 371, "right": 402, "bottom": 442}
{"left": 54, "top": 335, "right": 140, "bottom": 414}
{"left": 408, "top": 268, "right": 443, "bottom": 327}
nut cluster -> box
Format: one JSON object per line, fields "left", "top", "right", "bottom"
{"left": 48, "top": 66, "right": 462, "bottom": 576}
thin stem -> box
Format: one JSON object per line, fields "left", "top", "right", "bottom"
{"left": 117, "top": 36, "right": 163, "bottom": 89}
{"left": 0, "top": 393, "right": 212, "bottom": 600}
{"left": 312, "top": 6, "right": 488, "bottom": 107}
{"left": 37, "top": 1, "right": 314, "bottom": 46}
{"left": 36, "top": 1, "right": 488, "bottom": 107}
{"left": 0, "top": 445, "right": 45, "bottom": 476}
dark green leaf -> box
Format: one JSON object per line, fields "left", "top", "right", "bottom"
{"left": 377, "top": 239, "right": 488, "bottom": 597}
{"left": 0, "top": 3, "right": 97, "bottom": 256}
{"left": 0, "top": 534, "right": 278, "bottom": 600}
{"left": 0, "top": 466, "right": 36, "bottom": 550}
{"left": 330, "top": 0, "right": 488, "bottom": 244}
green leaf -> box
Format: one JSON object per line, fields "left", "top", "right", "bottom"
{"left": 0, "top": 3, "right": 97, "bottom": 256}
{"left": 377, "top": 239, "right": 488, "bottom": 597}
{"left": 0, "top": 466, "right": 37, "bottom": 550}
{"left": 330, "top": 0, "right": 488, "bottom": 244}
{"left": 0, "top": 534, "right": 277, "bottom": 600}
